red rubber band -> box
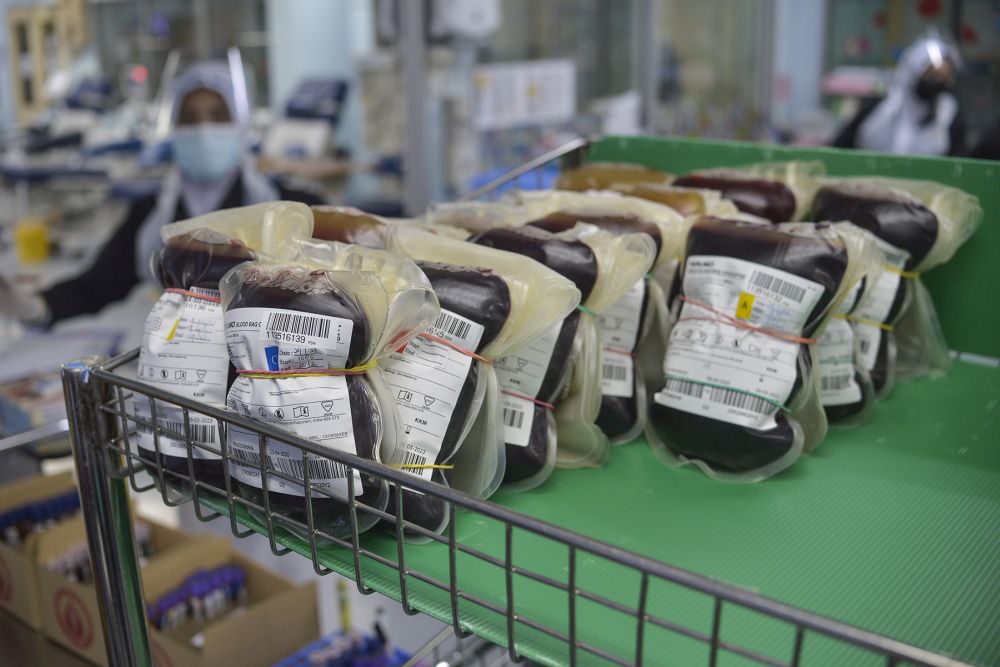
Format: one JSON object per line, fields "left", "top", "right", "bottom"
{"left": 678, "top": 296, "right": 817, "bottom": 345}
{"left": 501, "top": 389, "right": 554, "bottom": 411}
{"left": 165, "top": 287, "right": 221, "bottom": 304}
{"left": 604, "top": 346, "right": 636, "bottom": 358}
{"left": 418, "top": 332, "right": 492, "bottom": 364}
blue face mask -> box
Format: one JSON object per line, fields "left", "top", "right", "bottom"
{"left": 171, "top": 124, "right": 243, "bottom": 183}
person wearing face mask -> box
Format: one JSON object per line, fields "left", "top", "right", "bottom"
{"left": 833, "top": 30, "right": 965, "bottom": 156}
{"left": 0, "top": 61, "right": 324, "bottom": 327}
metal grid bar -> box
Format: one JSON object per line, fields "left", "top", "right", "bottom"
{"left": 60, "top": 139, "right": 975, "bottom": 667}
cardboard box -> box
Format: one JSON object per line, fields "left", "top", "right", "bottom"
{"left": 0, "top": 471, "right": 77, "bottom": 629}
{"left": 36, "top": 513, "right": 196, "bottom": 664}
{"left": 40, "top": 534, "right": 318, "bottom": 667}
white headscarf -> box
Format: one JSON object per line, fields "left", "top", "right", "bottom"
{"left": 135, "top": 61, "right": 279, "bottom": 280}
{"left": 857, "top": 32, "right": 961, "bottom": 156}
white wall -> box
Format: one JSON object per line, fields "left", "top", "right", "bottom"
{"left": 771, "top": 0, "right": 826, "bottom": 130}
{"left": 266, "top": 0, "right": 373, "bottom": 156}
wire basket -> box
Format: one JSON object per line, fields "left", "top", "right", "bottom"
{"left": 60, "top": 138, "right": 971, "bottom": 667}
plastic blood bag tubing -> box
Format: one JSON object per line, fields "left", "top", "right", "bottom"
{"left": 220, "top": 257, "right": 437, "bottom": 540}
{"left": 810, "top": 178, "right": 981, "bottom": 384}
{"left": 673, "top": 161, "right": 824, "bottom": 223}
{"left": 134, "top": 202, "right": 313, "bottom": 494}
{"left": 512, "top": 189, "right": 689, "bottom": 444}
{"left": 472, "top": 223, "right": 655, "bottom": 473}
{"left": 383, "top": 227, "right": 580, "bottom": 496}
{"left": 646, "top": 218, "right": 872, "bottom": 481}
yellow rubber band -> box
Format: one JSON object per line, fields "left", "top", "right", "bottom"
{"left": 883, "top": 265, "right": 920, "bottom": 279}
{"left": 237, "top": 359, "right": 378, "bottom": 380}
{"left": 832, "top": 313, "right": 894, "bottom": 331}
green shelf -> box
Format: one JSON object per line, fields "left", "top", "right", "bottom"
{"left": 203, "top": 359, "right": 1000, "bottom": 667}
{"left": 105, "top": 136, "right": 999, "bottom": 666}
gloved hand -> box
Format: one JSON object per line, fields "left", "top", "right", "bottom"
{"left": 0, "top": 274, "right": 48, "bottom": 324}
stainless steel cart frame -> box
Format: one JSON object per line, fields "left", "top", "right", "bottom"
{"left": 61, "top": 139, "right": 969, "bottom": 667}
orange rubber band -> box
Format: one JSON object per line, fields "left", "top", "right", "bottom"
{"left": 501, "top": 389, "right": 554, "bottom": 411}
{"left": 418, "top": 332, "right": 492, "bottom": 363}
{"left": 678, "top": 296, "right": 817, "bottom": 345}
{"left": 165, "top": 287, "right": 221, "bottom": 303}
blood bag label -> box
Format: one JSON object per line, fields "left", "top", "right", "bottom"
{"left": 601, "top": 350, "right": 634, "bottom": 398}
{"left": 132, "top": 395, "right": 221, "bottom": 460}
{"left": 852, "top": 237, "right": 909, "bottom": 373}
{"left": 226, "top": 375, "right": 362, "bottom": 497}
{"left": 597, "top": 279, "right": 644, "bottom": 398}
{"left": 654, "top": 255, "right": 823, "bottom": 429}
{"left": 225, "top": 307, "right": 354, "bottom": 371}
{"left": 382, "top": 309, "right": 485, "bottom": 480}
{"left": 139, "top": 289, "right": 229, "bottom": 404}
{"left": 135, "top": 288, "right": 228, "bottom": 459}
{"left": 854, "top": 322, "right": 883, "bottom": 373}
{"left": 495, "top": 320, "right": 562, "bottom": 446}
{"left": 817, "top": 317, "right": 862, "bottom": 406}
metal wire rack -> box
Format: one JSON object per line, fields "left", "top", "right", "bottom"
{"left": 61, "top": 138, "right": 972, "bottom": 667}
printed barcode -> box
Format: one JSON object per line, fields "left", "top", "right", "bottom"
{"left": 602, "top": 363, "right": 628, "bottom": 382}
{"left": 136, "top": 420, "right": 216, "bottom": 443}
{"left": 434, "top": 311, "right": 472, "bottom": 341}
{"left": 233, "top": 449, "right": 350, "bottom": 481}
{"left": 401, "top": 451, "right": 428, "bottom": 468}
{"left": 502, "top": 407, "right": 525, "bottom": 429}
{"left": 666, "top": 378, "right": 704, "bottom": 397}
{"left": 821, "top": 375, "right": 853, "bottom": 391}
{"left": 749, "top": 270, "right": 806, "bottom": 303}
{"left": 266, "top": 311, "right": 331, "bottom": 338}
{"left": 666, "top": 378, "right": 775, "bottom": 415}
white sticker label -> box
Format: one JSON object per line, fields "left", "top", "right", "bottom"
{"left": 653, "top": 255, "right": 824, "bottom": 429}
{"left": 598, "top": 279, "right": 645, "bottom": 351}
{"left": 854, "top": 322, "right": 883, "bottom": 373}
{"left": 495, "top": 320, "right": 562, "bottom": 446}
{"left": 225, "top": 375, "right": 362, "bottom": 497}
{"left": 597, "top": 279, "right": 644, "bottom": 399}
{"left": 133, "top": 395, "right": 221, "bottom": 459}
{"left": 851, "top": 237, "right": 908, "bottom": 373}
{"left": 138, "top": 289, "right": 229, "bottom": 404}
{"left": 381, "top": 309, "right": 484, "bottom": 480}
{"left": 225, "top": 307, "right": 355, "bottom": 371}
{"left": 601, "top": 349, "right": 634, "bottom": 398}
{"left": 817, "top": 317, "right": 862, "bottom": 406}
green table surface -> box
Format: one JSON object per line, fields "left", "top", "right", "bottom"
{"left": 204, "top": 360, "right": 1000, "bottom": 667}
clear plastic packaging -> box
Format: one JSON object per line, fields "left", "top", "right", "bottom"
{"left": 507, "top": 189, "right": 689, "bottom": 444}
{"left": 610, "top": 182, "right": 741, "bottom": 219}
{"left": 386, "top": 226, "right": 581, "bottom": 492}
{"left": 219, "top": 258, "right": 437, "bottom": 540}
{"left": 471, "top": 223, "right": 656, "bottom": 470}
{"left": 646, "top": 218, "right": 872, "bottom": 482}
{"left": 135, "top": 202, "right": 315, "bottom": 493}
{"left": 159, "top": 201, "right": 314, "bottom": 261}
{"left": 810, "top": 178, "right": 982, "bottom": 381}
{"left": 674, "top": 161, "right": 825, "bottom": 222}
{"left": 554, "top": 161, "right": 673, "bottom": 191}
